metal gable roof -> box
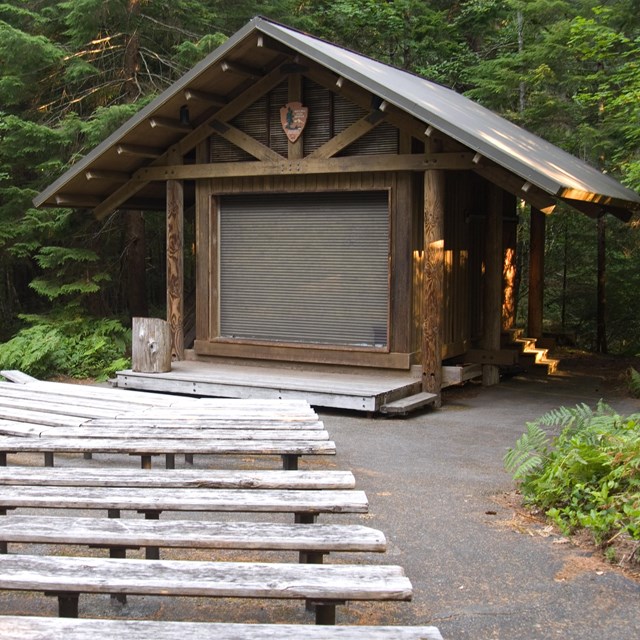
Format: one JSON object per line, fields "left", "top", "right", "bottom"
{"left": 257, "top": 19, "right": 640, "bottom": 210}
{"left": 34, "top": 16, "right": 640, "bottom": 215}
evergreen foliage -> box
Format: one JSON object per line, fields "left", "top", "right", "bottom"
{"left": 0, "top": 0, "right": 638, "bottom": 376}
{"left": 505, "top": 402, "right": 640, "bottom": 548}
{"left": 0, "top": 310, "right": 130, "bottom": 381}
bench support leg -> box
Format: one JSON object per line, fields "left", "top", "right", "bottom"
{"left": 282, "top": 454, "right": 299, "bottom": 470}
{"left": 313, "top": 602, "right": 341, "bottom": 625}
{"left": 140, "top": 454, "right": 152, "bottom": 470}
{"left": 109, "top": 547, "right": 128, "bottom": 605}
{"left": 44, "top": 452, "right": 54, "bottom": 467}
{"left": 295, "top": 513, "right": 317, "bottom": 524}
{"left": 165, "top": 453, "right": 175, "bottom": 469}
{"left": 0, "top": 453, "right": 6, "bottom": 466}
{"left": 50, "top": 593, "right": 79, "bottom": 618}
{"left": 142, "top": 510, "right": 161, "bottom": 559}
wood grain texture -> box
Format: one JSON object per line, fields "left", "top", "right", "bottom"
{"left": 0, "top": 468, "right": 355, "bottom": 489}
{"left": 0, "top": 616, "right": 444, "bottom": 640}
{"left": 0, "top": 486, "right": 366, "bottom": 513}
{"left": 0, "top": 515, "right": 385, "bottom": 552}
{"left": 0, "top": 554, "right": 412, "bottom": 601}
{"left": 0, "top": 435, "right": 336, "bottom": 457}
{"left": 422, "top": 168, "right": 445, "bottom": 399}
{"left": 166, "top": 175, "right": 184, "bottom": 360}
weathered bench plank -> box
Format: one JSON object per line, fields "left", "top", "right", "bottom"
{"left": 33, "top": 427, "right": 331, "bottom": 441}
{"left": 0, "top": 616, "right": 444, "bottom": 640}
{"left": 0, "top": 436, "right": 336, "bottom": 470}
{"left": 0, "top": 370, "right": 38, "bottom": 384}
{"left": 0, "top": 467, "right": 356, "bottom": 489}
{"left": 0, "top": 486, "right": 368, "bottom": 516}
{"left": 0, "top": 380, "right": 318, "bottom": 415}
{"left": 0, "top": 554, "right": 412, "bottom": 623}
{"left": 0, "top": 515, "right": 386, "bottom": 553}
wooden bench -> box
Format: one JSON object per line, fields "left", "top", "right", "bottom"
{"left": 0, "top": 485, "right": 368, "bottom": 522}
{"left": 0, "top": 616, "right": 444, "bottom": 639}
{"left": 0, "top": 435, "right": 336, "bottom": 469}
{"left": 0, "top": 553, "right": 413, "bottom": 624}
{"left": 0, "top": 514, "right": 386, "bottom": 562}
{"left": 0, "top": 467, "right": 356, "bottom": 490}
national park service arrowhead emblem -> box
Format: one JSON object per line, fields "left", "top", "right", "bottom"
{"left": 280, "top": 102, "right": 308, "bottom": 143}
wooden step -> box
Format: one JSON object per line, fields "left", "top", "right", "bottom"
{"left": 380, "top": 391, "right": 438, "bottom": 416}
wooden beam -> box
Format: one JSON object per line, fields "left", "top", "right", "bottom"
{"left": 473, "top": 162, "right": 557, "bottom": 214}
{"left": 92, "top": 63, "right": 290, "bottom": 219}
{"left": 54, "top": 194, "right": 101, "bottom": 207}
{"left": 148, "top": 117, "right": 192, "bottom": 132}
{"left": 116, "top": 144, "right": 163, "bottom": 158}
{"left": 467, "top": 348, "right": 518, "bottom": 366}
{"left": 166, "top": 148, "right": 184, "bottom": 361}
{"left": 257, "top": 34, "right": 293, "bottom": 55}
{"left": 307, "top": 113, "right": 384, "bottom": 160}
{"left": 195, "top": 141, "right": 211, "bottom": 343}
{"left": 174, "top": 63, "right": 290, "bottom": 158}
{"left": 135, "top": 154, "right": 467, "bottom": 182}
{"left": 183, "top": 88, "right": 227, "bottom": 106}
{"left": 94, "top": 179, "right": 151, "bottom": 220}
{"left": 303, "top": 60, "right": 463, "bottom": 149}
{"left": 422, "top": 146, "right": 445, "bottom": 404}
{"left": 563, "top": 198, "right": 633, "bottom": 222}
{"left": 558, "top": 187, "right": 638, "bottom": 213}
{"left": 85, "top": 170, "right": 129, "bottom": 182}
{"left": 210, "top": 120, "right": 284, "bottom": 162}
{"left": 482, "top": 183, "right": 504, "bottom": 386}
{"left": 221, "top": 60, "right": 261, "bottom": 78}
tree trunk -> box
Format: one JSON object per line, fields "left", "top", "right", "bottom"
{"left": 124, "top": 210, "right": 148, "bottom": 319}
{"left": 528, "top": 207, "right": 545, "bottom": 339}
{"left": 122, "top": 0, "right": 147, "bottom": 322}
{"left": 596, "top": 215, "right": 607, "bottom": 354}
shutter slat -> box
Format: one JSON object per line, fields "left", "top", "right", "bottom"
{"left": 220, "top": 192, "right": 389, "bottom": 347}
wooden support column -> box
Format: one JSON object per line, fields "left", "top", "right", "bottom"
{"left": 482, "top": 183, "right": 504, "bottom": 386}
{"left": 422, "top": 166, "right": 445, "bottom": 405}
{"left": 502, "top": 194, "right": 518, "bottom": 330}
{"left": 195, "top": 141, "right": 211, "bottom": 343}
{"left": 528, "top": 206, "right": 545, "bottom": 339}
{"left": 166, "top": 148, "right": 184, "bottom": 360}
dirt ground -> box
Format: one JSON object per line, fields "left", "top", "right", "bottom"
{"left": 2, "top": 348, "right": 639, "bottom": 638}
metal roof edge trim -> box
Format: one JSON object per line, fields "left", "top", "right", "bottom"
{"left": 257, "top": 20, "right": 640, "bottom": 207}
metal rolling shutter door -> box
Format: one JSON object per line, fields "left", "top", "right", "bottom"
{"left": 220, "top": 191, "right": 389, "bottom": 347}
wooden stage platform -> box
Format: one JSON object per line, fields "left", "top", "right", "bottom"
{"left": 113, "top": 360, "right": 474, "bottom": 415}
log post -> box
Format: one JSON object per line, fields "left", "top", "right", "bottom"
{"left": 482, "top": 183, "right": 504, "bottom": 386}
{"left": 422, "top": 164, "right": 445, "bottom": 405}
{"left": 166, "top": 147, "right": 184, "bottom": 360}
{"left": 131, "top": 317, "right": 171, "bottom": 373}
{"left": 502, "top": 194, "right": 518, "bottom": 331}
{"left": 528, "top": 206, "right": 545, "bottom": 339}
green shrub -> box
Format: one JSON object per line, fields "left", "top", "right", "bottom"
{"left": 0, "top": 309, "right": 130, "bottom": 381}
{"left": 505, "top": 402, "right": 640, "bottom": 547}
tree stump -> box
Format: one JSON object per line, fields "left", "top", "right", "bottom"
{"left": 132, "top": 317, "right": 171, "bottom": 373}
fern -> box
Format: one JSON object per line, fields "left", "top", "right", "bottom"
{"left": 0, "top": 310, "right": 130, "bottom": 380}
{"left": 627, "top": 367, "right": 640, "bottom": 398}
{"left": 506, "top": 403, "right": 640, "bottom": 546}
{"left": 504, "top": 421, "right": 549, "bottom": 479}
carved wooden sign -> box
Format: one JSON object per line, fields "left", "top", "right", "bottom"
{"left": 280, "top": 102, "right": 308, "bottom": 143}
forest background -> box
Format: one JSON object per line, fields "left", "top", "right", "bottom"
{"left": 0, "top": 0, "right": 639, "bottom": 379}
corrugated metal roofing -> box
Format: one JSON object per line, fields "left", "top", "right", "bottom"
{"left": 34, "top": 16, "right": 640, "bottom": 215}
